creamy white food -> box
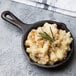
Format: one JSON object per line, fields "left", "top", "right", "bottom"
{"left": 25, "top": 23, "right": 73, "bottom": 65}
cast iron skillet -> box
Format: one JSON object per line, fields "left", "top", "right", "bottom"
{"left": 1, "top": 11, "right": 74, "bottom": 68}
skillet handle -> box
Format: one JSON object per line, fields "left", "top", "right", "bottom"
{"left": 1, "top": 11, "right": 26, "bottom": 31}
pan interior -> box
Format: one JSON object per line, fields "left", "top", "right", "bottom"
{"left": 22, "top": 20, "right": 74, "bottom": 68}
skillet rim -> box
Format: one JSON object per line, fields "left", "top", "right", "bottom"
{"left": 22, "top": 20, "right": 74, "bottom": 68}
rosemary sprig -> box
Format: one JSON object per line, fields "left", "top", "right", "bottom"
{"left": 39, "top": 32, "right": 54, "bottom": 42}
{"left": 39, "top": 27, "right": 54, "bottom": 43}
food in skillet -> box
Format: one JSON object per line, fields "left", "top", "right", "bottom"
{"left": 25, "top": 23, "right": 73, "bottom": 65}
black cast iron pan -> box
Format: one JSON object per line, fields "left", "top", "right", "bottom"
{"left": 1, "top": 11, "right": 74, "bottom": 68}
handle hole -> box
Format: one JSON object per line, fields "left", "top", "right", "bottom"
{"left": 6, "top": 15, "right": 13, "bottom": 20}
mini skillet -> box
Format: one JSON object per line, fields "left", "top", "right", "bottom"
{"left": 1, "top": 11, "right": 74, "bottom": 68}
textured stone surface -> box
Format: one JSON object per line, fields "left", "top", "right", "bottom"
{"left": 0, "top": 0, "right": 76, "bottom": 76}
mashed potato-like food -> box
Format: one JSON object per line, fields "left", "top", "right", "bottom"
{"left": 25, "top": 23, "right": 73, "bottom": 65}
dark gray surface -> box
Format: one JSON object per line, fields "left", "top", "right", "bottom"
{"left": 0, "top": 0, "right": 76, "bottom": 76}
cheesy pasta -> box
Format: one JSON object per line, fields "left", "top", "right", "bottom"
{"left": 25, "top": 23, "right": 73, "bottom": 65}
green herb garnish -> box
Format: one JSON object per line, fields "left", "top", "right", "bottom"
{"left": 39, "top": 27, "right": 54, "bottom": 43}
